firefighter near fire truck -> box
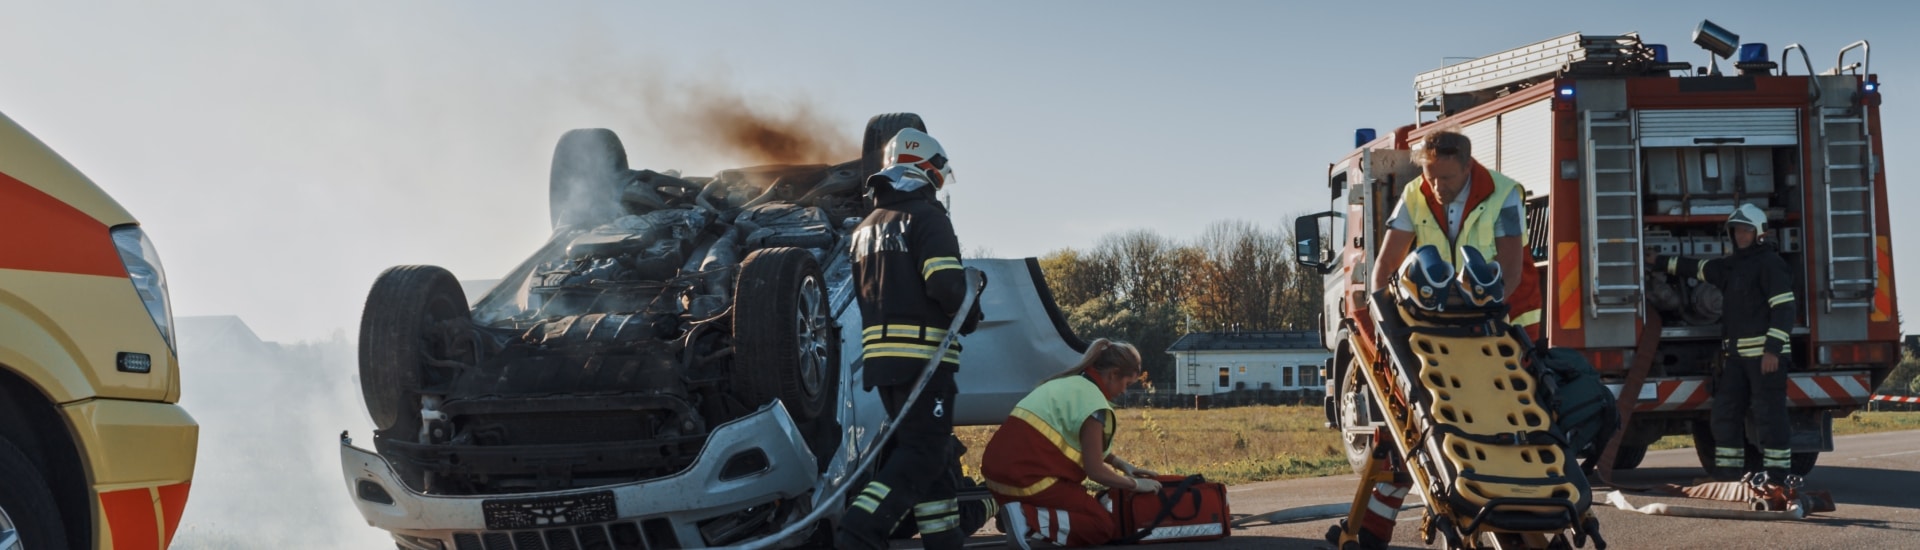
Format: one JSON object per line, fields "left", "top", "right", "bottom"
{"left": 1647, "top": 204, "right": 1797, "bottom": 485}
{"left": 1296, "top": 20, "right": 1893, "bottom": 548}
{"left": 835, "top": 128, "right": 984, "bottom": 550}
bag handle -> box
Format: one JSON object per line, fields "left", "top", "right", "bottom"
{"left": 1114, "top": 475, "right": 1207, "bottom": 545}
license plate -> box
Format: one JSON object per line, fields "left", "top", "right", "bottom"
{"left": 482, "top": 490, "right": 618, "bottom": 530}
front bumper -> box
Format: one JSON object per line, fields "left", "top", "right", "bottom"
{"left": 1605, "top": 371, "right": 1874, "bottom": 413}
{"left": 63, "top": 399, "right": 197, "bottom": 550}
{"left": 342, "top": 404, "right": 819, "bottom": 549}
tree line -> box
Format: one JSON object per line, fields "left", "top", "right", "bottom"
{"left": 1035, "top": 219, "right": 1324, "bottom": 387}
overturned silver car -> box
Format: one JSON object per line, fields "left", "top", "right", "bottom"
{"left": 340, "top": 114, "right": 1088, "bottom": 549}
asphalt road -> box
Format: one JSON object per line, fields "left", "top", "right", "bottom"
{"left": 936, "top": 429, "right": 1920, "bottom": 549}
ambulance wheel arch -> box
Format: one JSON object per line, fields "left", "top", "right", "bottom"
{"left": 0, "top": 369, "right": 93, "bottom": 548}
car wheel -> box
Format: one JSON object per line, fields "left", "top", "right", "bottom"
{"left": 360, "top": 265, "right": 472, "bottom": 436}
{"left": 734, "top": 247, "right": 838, "bottom": 424}
{"left": 860, "top": 113, "right": 927, "bottom": 181}
{"left": 0, "top": 436, "right": 67, "bottom": 550}
{"left": 550, "top": 128, "right": 630, "bottom": 231}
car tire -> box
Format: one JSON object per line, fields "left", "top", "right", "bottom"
{"left": 733, "top": 247, "right": 838, "bottom": 424}
{"left": 550, "top": 128, "right": 630, "bottom": 231}
{"left": 860, "top": 113, "right": 927, "bottom": 182}
{"left": 360, "top": 265, "right": 472, "bottom": 438}
{"left": 0, "top": 436, "right": 67, "bottom": 550}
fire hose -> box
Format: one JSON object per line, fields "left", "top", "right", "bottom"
{"left": 737, "top": 267, "right": 985, "bottom": 550}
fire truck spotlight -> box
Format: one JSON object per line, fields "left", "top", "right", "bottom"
{"left": 1560, "top": 159, "right": 1581, "bottom": 181}
{"left": 1558, "top": 85, "right": 1575, "bottom": 98}
{"left": 1692, "top": 19, "right": 1740, "bottom": 59}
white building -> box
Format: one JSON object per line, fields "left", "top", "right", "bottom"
{"left": 1164, "top": 331, "right": 1330, "bottom": 396}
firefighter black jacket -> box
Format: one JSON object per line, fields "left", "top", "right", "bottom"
{"left": 850, "top": 187, "right": 984, "bottom": 386}
{"left": 1654, "top": 241, "right": 1796, "bottom": 357}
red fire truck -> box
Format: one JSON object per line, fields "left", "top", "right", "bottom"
{"left": 1297, "top": 26, "right": 1895, "bottom": 477}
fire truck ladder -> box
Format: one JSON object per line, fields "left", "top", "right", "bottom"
{"left": 1414, "top": 33, "right": 1649, "bottom": 111}
{"left": 1818, "top": 106, "right": 1877, "bottom": 310}
{"left": 1584, "top": 110, "right": 1643, "bottom": 317}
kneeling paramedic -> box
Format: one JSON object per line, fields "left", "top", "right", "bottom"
{"left": 836, "top": 128, "right": 984, "bottom": 550}
{"left": 981, "top": 339, "right": 1161, "bottom": 549}
{"left": 1647, "top": 204, "right": 1796, "bottom": 485}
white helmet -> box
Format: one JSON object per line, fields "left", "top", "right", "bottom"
{"left": 872, "top": 128, "right": 954, "bottom": 192}
{"left": 1728, "top": 203, "right": 1767, "bottom": 233}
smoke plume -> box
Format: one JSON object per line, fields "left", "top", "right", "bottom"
{"left": 579, "top": 63, "right": 858, "bottom": 169}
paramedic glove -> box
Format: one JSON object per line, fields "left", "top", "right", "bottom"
{"left": 1131, "top": 477, "right": 1163, "bottom": 493}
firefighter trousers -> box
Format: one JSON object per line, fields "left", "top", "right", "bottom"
{"left": 1712, "top": 354, "right": 1792, "bottom": 480}
{"left": 837, "top": 367, "right": 961, "bottom": 550}
{"left": 993, "top": 483, "right": 1120, "bottom": 548}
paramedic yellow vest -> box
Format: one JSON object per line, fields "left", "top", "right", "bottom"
{"left": 1401, "top": 167, "right": 1542, "bottom": 328}
{"left": 1009, "top": 374, "right": 1117, "bottom": 463}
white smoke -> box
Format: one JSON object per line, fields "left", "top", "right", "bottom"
{"left": 170, "top": 316, "right": 394, "bottom": 549}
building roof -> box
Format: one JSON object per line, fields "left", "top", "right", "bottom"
{"left": 1166, "top": 330, "right": 1324, "bottom": 353}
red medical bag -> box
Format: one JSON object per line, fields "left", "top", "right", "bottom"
{"left": 1108, "top": 474, "right": 1231, "bottom": 544}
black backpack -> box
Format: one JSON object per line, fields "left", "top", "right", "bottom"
{"left": 1533, "top": 347, "right": 1620, "bottom": 472}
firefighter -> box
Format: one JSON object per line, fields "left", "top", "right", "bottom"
{"left": 1370, "top": 131, "right": 1542, "bottom": 337}
{"left": 981, "top": 339, "right": 1161, "bottom": 549}
{"left": 836, "top": 128, "right": 984, "bottom": 550}
{"left": 1646, "top": 203, "right": 1796, "bottom": 485}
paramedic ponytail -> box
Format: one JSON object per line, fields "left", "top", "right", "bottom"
{"left": 1046, "top": 338, "right": 1142, "bottom": 382}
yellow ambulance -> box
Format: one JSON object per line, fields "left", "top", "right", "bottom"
{"left": 0, "top": 110, "right": 196, "bottom": 548}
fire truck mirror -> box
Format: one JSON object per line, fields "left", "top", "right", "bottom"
{"left": 1295, "top": 211, "right": 1338, "bottom": 274}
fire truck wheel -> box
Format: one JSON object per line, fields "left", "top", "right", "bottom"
{"left": 1337, "top": 361, "right": 1379, "bottom": 475}
{"left": 1791, "top": 451, "right": 1819, "bottom": 476}
{"left": 733, "top": 247, "right": 838, "bottom": 425}
{"left": 549, "top": 128, "right": 630, "bottom": 231}
{"left": 1612, "top": 444, "right": 1649, "bottom": 470}
{"left": 0, "top": 436, "right": 68, "bottom": 550}
{"left": 860, "top": 113, "right": 928, "bottom": 181}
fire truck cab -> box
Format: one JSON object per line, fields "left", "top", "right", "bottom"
{"left": 1298, "top": 25, "right": 1895, "bottom": 477}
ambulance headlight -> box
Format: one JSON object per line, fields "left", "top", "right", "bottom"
{"left": 111, "top": 226, "right": 175, "bottom": 354}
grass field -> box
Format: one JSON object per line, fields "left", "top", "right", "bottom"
{"left": 960, "top": 406, "right": 1920, "bottom": 486}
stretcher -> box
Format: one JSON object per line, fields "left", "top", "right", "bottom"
{"left": 1330, "top": 292, "right": 1603, "bottom": 549}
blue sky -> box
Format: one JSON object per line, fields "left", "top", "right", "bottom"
{"left": 1, "top": 1, "right": 1915, "bottom": 341}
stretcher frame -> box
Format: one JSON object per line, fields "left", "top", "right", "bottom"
{"left": 1333, "top": 293, "right": 1604, "bottom": 550}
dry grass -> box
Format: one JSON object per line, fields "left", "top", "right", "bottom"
{"left": 961, "top": 406, "right": 1920, "bottom": 485}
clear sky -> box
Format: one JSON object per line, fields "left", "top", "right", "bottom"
{"left": 2, "top": 1, "right": 1916, "bottom": 342}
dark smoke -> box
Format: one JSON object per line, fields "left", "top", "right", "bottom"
{"left": 580, "top": 64, "right": 858, "bottom": 168}
{"left": 657, "top": 91, "right": 857, "bottom": 166}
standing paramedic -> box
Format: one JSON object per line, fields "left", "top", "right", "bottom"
{"left": 982, "top": 339, "right": 1163, "bottom": 549}
{"left": 1370, "top": 130, "right": 1542, "bottom": 338}
{"left": 1352, "top": 130, "right": 1541, "bottom": 546}
{"left": 1647, "top": 204, "right": 1796, "bottom": 486}
{"left": 836, "top": 128, "right": 984, "bottom": 550}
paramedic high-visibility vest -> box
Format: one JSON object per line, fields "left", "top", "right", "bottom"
{"left": 1400, "top": 161, "right": 1542, "bottom": 329}
{"left": 980, "top": 374, "right": 1116, "bottom": 497}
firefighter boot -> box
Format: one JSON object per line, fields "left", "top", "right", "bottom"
{"left": 836, "top": 481, "right": 914, "bottom": 550}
